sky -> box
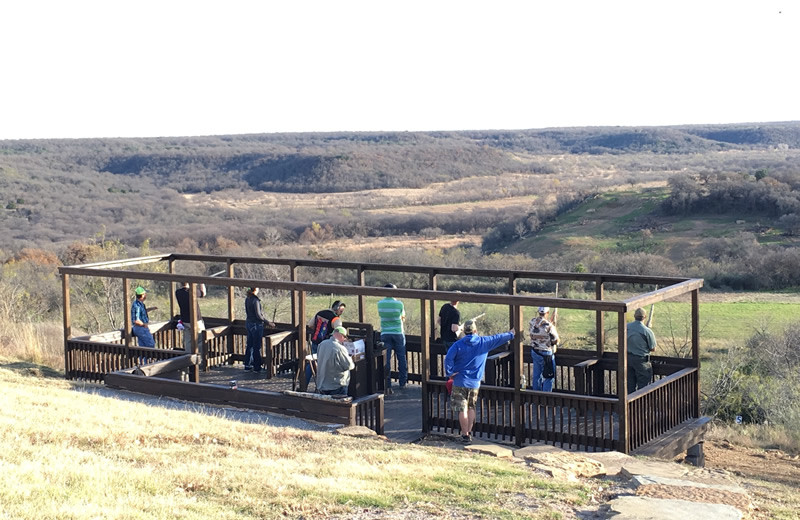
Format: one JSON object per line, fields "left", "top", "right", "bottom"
{"left": 1, "top": 1, "right": 796, "bottom": 140}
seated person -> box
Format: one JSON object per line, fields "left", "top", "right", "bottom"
{"left": 315, "top": 326, "right": 355, "bottom": 396}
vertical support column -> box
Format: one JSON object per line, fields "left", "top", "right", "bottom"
{"left": 169, "top": 258, "right": 176, "bottom": 348}
{"left": 123, "top": 278, "right": 131, "bottom": 349}
{"left": 691, "top": 288, "right": 700, "bottom": 417}
{"left": 617, "top": 310, "right": 629, "bottom": 453}
{"left": 428, "top": 271, "right": 437, "bottom": 344}
{"left": 290, "top": 262, "right": 298, "bottom": 325}
{"left": 595, "top": 277, "right": 605, "bottom": 355}
{"left": 594, "top": 277, "right": 605, "bottom": 395}
{"left": 357, "top": 265, "right": 366, "bottom": 323}
{"left": 298, "top": 290, "right": 308, "bottom": 391}
{"left": 168, "top": 258, "right": 176, "bottom": 323}
{"left": 420, "top": 298, "right": 431, "bottom": 434}
{"left": 189, "top": 281, "right": 201, "bottom": 380}
{"left": 226, "top": 260, "right": 235, "bottom": 323}
{"left": 512, "top": 304, "right": 524, "bottom": 446}
{"left": 62, "top": 273, "right": 71, "bottom": 378}
{"left": 507, "top": 274, "right": 517, "bottom": 330}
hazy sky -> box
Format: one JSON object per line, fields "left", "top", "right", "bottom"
{"left": 1, "top": 1, "right": 796, "bottom": 140}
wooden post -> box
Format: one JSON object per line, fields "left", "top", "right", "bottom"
{"left": 692, "top": 288, "right": 700, "bottom": 418}
{"left": 513, "top": 304, "right": 524, "bottom": 446}
{"left": 420, "top": 298, "right": 430, "bottom": 434}
{"left": 594, "top": 277, "right": 605, "bottom": 395}
{"left": 189, "top": 282, "right": 201, "bottom": 380}
{"left": 428, "top": 271, "right": 437, "bottom": 343}
{"left": 298, "top": 290, "right": 308, "bottom": 391}
{"left": 357, "top": 265, "right": 366, "bottom": 323}
{"left": 226, "top": 260, "right": 235, "bottom": 322}
{"left": 508, "top": 274, "right": 517, "bottom": 330}
{"left": 62, "top": 273, "right": 71, "bottom": 377}
{"left": 168, "top": 258, "right": 176, "bottom": 323}
{"left": 169, "top": 258, "right": 176, "bottom": 348}
{"left": 123, "top": 278, "right": 131, "bottom": 349}
{"left": 595, "top": 277, "right": 605, "bottom": 355}
{"left": 290, "top": 261, "right": 297, "bottom": 325}
{"left": 618, "top": 310, "right": 629, "bottom": 453}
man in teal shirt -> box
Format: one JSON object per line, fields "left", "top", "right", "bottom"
{"left": 377, "top": 283, "right": 406, "bottom": 393}
{"left": 627, "top": 307, "right": 657, "bottom": 393}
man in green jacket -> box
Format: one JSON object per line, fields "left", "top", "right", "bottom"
{"left": 627, "top": 307, "right": 657, "bottom": 393}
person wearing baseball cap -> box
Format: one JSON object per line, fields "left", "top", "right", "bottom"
{"left": 444, "top": 319, "right": 515, "bottom": 443}
{"left": 131, "top": 286, "right": 156, "bottom": 348}
{"left": 627, "top": 307, "right": 657, "bottom": 393}
{"left": 315, "top": 325, "right": 355, "bottom": 396}
{"left": 528, "top": 306, "right": 559, "bottom": 392}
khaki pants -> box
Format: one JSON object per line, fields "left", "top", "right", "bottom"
{"left": 182, "top": 320, "right": 205, "bottom": 353}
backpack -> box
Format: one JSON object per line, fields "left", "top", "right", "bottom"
{"left": 311, "top": 315, "right": 330, "bottom": 343}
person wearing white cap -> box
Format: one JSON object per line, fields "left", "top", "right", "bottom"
{"left": 528, "top": 306, "right": 559, "bottom": 392}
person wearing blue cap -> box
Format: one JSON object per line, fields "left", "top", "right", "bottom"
{"left": 131, "top": 286, "right": 156, "bottom": 347}
{"left": 528, "top": 306, "right": 559, "bottom": 392}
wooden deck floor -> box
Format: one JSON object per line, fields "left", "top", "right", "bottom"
{"left": 197, "top": 365, "right": 425, "bottom": 443}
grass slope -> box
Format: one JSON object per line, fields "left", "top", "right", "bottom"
{"left": 0, "top": 365, "right": 588, "bottom": 520}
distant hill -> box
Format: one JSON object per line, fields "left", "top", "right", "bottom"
{"left": 1, "top": 122, "right": 799, "bottom": 252}
{"left": 2, "top": 122, "right": 799, "bottom": 194}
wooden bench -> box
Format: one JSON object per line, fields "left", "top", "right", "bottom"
{"left": 632, "top": 416, "right": 711, "bottom": 466}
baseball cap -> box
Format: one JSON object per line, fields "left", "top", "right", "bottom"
{"left": 333, "top": 326, "right": 348, "bottom": 336}
{"left": 384, "top": 283, "right": 396, "bottom": 289}
{"left": 463, "top": 320, "right": 477, "bottom": 333}
{"left": 332, "top": 300, "right": 346, "bottom": 311}
{"left": 538, "top": 306, "right": 549, "bottom": 314}
{"left": 135, "top": 286, "right": 147, "bottom": 296}
{"left": 634, "top": 307, "right": 646, "bottom": 319}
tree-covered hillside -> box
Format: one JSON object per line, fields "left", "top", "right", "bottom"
{"left": 1, "top": 122, "right": 799, "bottom": 253}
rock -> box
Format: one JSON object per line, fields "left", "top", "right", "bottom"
{"left": 605, "top": 496, "right": 743, "bottom": 519}
{"left": 464, "top": 441, "right": 514, "bottom": 458}
{"left": 333, "top": 425, "right": 377, "bottom": 438}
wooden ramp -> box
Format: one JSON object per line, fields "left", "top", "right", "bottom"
{"left": 383, "top": 385, "right": 424, "bottom": 443}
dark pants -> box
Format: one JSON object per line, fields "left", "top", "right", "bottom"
{"left": 627, "top": 354, "right": 652, "bottom": 393}
{"left": 245, "top": 321, "right": 263, "bottom": 372}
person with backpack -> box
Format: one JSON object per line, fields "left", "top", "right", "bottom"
{"left": 528, "top": 306, "right": 560, "bottom": 392}
{"left": 244, "top": 287, "right": 275, "bottom": 373}
{"left": 305, "top": 300, "right": 346, "bottom": 385}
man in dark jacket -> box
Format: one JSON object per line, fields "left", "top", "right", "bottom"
{"left": 244, "top": 287, "right": 274, "bottom": 373}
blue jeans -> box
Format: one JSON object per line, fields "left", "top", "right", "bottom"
{"left": 305, "top": 342, "right": 319, "bottom": 385}
{"left": 132, "top": 325, "right": 155, "bottom": 347}
{"left": 382, "top": 333, "right": 407, "bottom": 388}
{"left": 531, "top": 350, "right": 555, "bottom": 392}
{"left": 245, "top": 321, "right": 263, "bottom": 371}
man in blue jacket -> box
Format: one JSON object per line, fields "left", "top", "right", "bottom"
{"left": 444, "top": 320, "right": 515, "bottom": 443}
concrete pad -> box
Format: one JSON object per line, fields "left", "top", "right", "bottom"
{"left": 605, "top": 496, "right": 743, "bottom": 520}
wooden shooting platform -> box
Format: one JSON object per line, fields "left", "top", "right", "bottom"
{"left": 60, "top": 253, "right": 709, "bottom": 461}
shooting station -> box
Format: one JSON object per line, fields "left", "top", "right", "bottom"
{"left": 59, "top": 253, "right": 708, "bottom": 462}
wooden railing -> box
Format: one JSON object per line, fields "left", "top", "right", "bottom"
{"left": 425, "top": 380, "right": 619, "bottom": 451}
{"left": 627, "top": 367, "right": 699, "bottom": 452}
